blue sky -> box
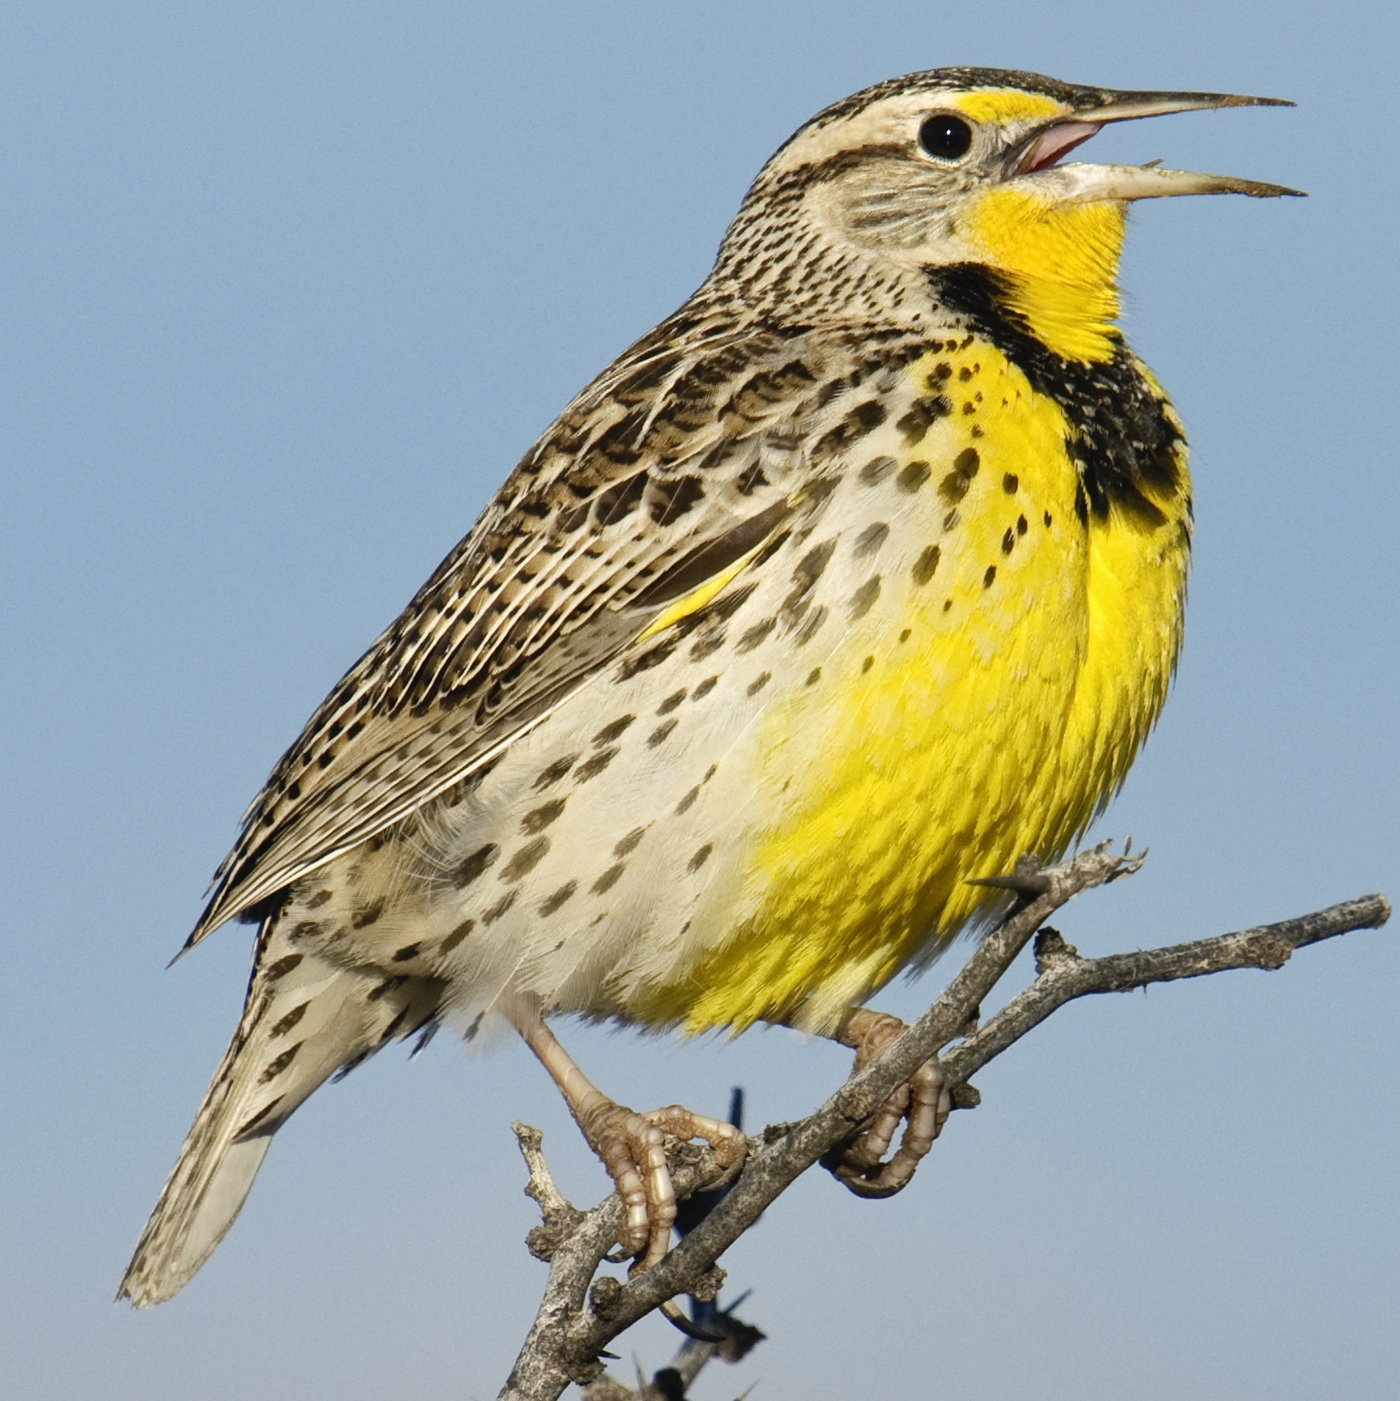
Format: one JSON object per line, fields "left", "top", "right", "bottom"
{"left": 2, "top": 3, "right": 1396, "bottom": 1397}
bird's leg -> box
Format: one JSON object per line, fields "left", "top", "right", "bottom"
{"left": 511, "top": 1011, "right": 745, "bottom": 1272}
{"left": 820, "top": 1008, "right": 951, "bottom": 1199}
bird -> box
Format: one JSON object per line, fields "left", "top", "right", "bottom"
{"left": 119, "top": 66, "right": 1298, "bottom": 1307}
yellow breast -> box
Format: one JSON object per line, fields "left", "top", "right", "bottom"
{"left": 671, "top": 337, "right": 1190, "bottom": 1033}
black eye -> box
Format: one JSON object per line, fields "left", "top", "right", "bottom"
{"left": 918, "top": 114, "right": 974, "bottom": 161}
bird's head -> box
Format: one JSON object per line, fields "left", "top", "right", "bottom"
{"left": 715, "top": 68, "right": 1300, "bottom": 361}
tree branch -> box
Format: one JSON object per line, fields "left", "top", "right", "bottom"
{"left": 497, "top": 850, "right": 1390, "bottom": 1400}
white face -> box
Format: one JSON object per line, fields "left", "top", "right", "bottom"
{"left": 753, "top": 89, "right": 1081, "bottom": 265}
{"left": 762, "top": 90, "right": 1058, "bottom": 182}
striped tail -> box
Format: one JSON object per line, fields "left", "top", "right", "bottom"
{"left": 119, "top": 916, "right": 442, "bottom": 1307}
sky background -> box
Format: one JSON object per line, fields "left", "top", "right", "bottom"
{"left": 2, "top": 3, "right": 1396, "bottom": 1398}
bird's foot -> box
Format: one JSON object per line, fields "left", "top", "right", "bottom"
{"left": 577, "top": 1099, "right": 746, "bottom": 1272}
{"left": 822, "top": 1009, "right": 950, "bottom": 1199}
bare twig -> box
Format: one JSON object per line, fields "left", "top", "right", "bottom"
{"left": 940, "top": 893, "right": 1391, "bottom": 1089}
{"left": 497, "top": 848, "right": 1390, "bottom": 1401}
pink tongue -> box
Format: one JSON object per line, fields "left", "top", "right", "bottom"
{"left": 1021, "top": 121, "right": 1101, "bottom": 173}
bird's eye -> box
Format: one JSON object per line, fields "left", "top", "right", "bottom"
{"left": 918, "top": 114, "right": 974, "bottom": 161}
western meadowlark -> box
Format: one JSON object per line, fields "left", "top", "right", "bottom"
{"left": 120, "top": 67, "right": 1298, "bottom": 1306}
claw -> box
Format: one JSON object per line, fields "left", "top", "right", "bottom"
{"left": 823, "top": 1009, "right": 950, "bottom": 1198}
{"left": 566, "top": 1098, "right": 745, "bottom": 1277}
{"left": 514, "top": 1013, "right": 746, "bottom": 1270}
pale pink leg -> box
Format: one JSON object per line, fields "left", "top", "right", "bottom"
{"left": 512, "top": 1012, "right": 745, "bottom": 1271}
{"left": 822, "top": 1008, "right": 950, "bottom": 1198}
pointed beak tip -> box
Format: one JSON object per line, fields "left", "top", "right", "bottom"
{"left": 1220, "top": 94, "right": 1296, "bottom": 110}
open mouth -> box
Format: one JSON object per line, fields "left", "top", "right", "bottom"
{"left": 1010, "top": 121, "right": 1103, "bottom": 176}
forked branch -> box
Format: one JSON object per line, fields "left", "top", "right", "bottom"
{"left": 498, "top": 845, "right": 1390, "bottom": 1401}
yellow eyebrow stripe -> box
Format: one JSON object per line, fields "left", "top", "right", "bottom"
{"left": 950, "top": 89, "right": 1067, "bottom": 125}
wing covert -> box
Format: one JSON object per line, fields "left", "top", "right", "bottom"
{"left": 186, "top": 313, "right": 884, "bottom": 945}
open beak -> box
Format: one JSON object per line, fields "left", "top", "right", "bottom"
{"left": 1008, "top": 89, "right": 1305, "bottom": 202}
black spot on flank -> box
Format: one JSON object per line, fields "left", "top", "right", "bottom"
{"left": 859, "top": 455, "right": 896, "bottom": 486}
{"left": 440, "top": 920, "right": 475, "bottom": 954}
{"left": 657, "top": 689, "right": 687, "bottom": 715}
{"left": 540, "top": 882, "right": 577, "bottom": 917}
{"left": 615, "top": 826, "right": 648, "bottom": 857}
{"left": 927, "top": 362, "right": 953, "bottom": 387}
{"left": 958, "top": 365, "right": 974, "bottom": 382}
{"left": 592, "top": 863, "right": 626, "bottom": 894}
{"left": 943, "top": 509, "right": 959, "bottom": 530}
{"left": 290, "top": 920, "right": 322, "bottom": 941}
{"left": 305, "top": 889, "right": 333, "bottom": 909}
{"left": 897, "top": 460, "right": 931, "bottom": 493}
{"left": 648, "top": 718, "right": 679, "bottom": 747}
{"left": 676, "top": 785, "right": 701, "bottom": 814}
{"left": 619, "top": 633, "right": 683, "bottom": 679}
{"left": 692, "top": 675, "right": 720, "bottom": 700}
{"left": 1003, "top": 473, "right": 1019, "bottom": 494}
{"left": 899, "top": 628, "right": 912, "bottom": 642}
{"left": 575, "top": 747, "right": 619, "bottom": 782}
{"left": 501, "top": 836, "right": 550, "bottom": 882}
{"left": 453, "top": 844, "right": 499, "bottom": 888}
{"left": 943, "top": 598, "right": 954, "bottom": 612}
{"left": 850, "top": 399, "right": 888, "bottom": 430}
{"left": 689, "top": 844, "right": 713, "bottom": 872}
{"left": 938, "top": 448, "right": 980, "bottom": 505}
{"left": 1044, "top": 511, "right": 1053, "bottom": 528}
{"left": 1017, "top": 514, "right": 1028, "bottom": 535}
{"left": 854, "top": 522, "right": 889, "bottom": 557}
{"left": 962, "top": 402, "right": 976, "bottom": 415}
{"left": 1001, "top": 527, "right": 1015, "bottom": 555}
{"left": 367, "top": 974, "right": 407, "bottom": 1003}
{"left": 350, "top": 901, "right": 384, "bottom": 930}
{"left": 794, "top": 604, "right": 828, "bottom": 645}
{"left": 983, "top": 565, "right": 997, "bottom": 588}
{"left": 593, "top": 714, "right": 636, "bottom": 745}
{"left": 849, "top": 576, "right": 882, "bottom": 619}
{"left": 482, "top": 890, "right": 518, "bottom": 926}
{"left": 862, "top": 655, "right": 875, "bottom": 673}
{"left": 814, "top": 399, "right": 886, "bottom": 456}
{"left": 894, "top": 395, "right": 952, "bottom": 445}
{"left": 270, "top": 1002, "right": 309, "bottom": 1038}
{"left": 259, "top": 1043, "right": 302, "bottom": 1083}
{"left": 1074, "top": 481, "right": 1089, "bottom": 526}
{"left": 737, "top": 618, "right": 776, "bottom": 653}
{"left": 392, "top": 943, "right": 422, "bottom": 963}
{"left": 266, "top": 954, "right": 303, "bottom": 981}
{"left": 534, "top": 755, "right": 579, "bottom": 790}
{"left": 703, "top": 764, "right": 717, "bottom": 783}
{"left": 912, "top": 545, "right": 941, "bottom": 585}
{"left": 806, "top": 667, "right": 822, "bottom": 685}
{"left": 521, "top": 798, "right": 567, "bottom": 835}
{"left": 747, "top": 671, "right": 771, "bottom": 696}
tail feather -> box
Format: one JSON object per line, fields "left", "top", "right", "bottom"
{"left": 119, "top": 918, "right": 442, "bottom": 1307}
